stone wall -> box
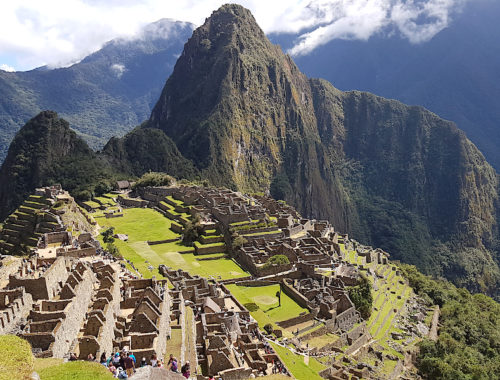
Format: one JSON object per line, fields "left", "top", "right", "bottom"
{"left": 0, "top": 288, "right": 33, "bottom": 334}
{"left": 56, "top": 246, "right": 96, "bottom": 258}
{"left": 9, "top": 257, "right": 68, "bottom": 300}
{"left": 51, "top": 265, "right": 95, "bottom": 357}
{"left": 281, "top": 280, "right": 310, "bottom": 309}
{"left": 277, "top": 311, "right": 316, "bottom": 329}
{"left": 44, "top": 231, "right": 71, "bottom": 245}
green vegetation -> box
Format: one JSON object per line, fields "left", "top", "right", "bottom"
{"left": 151, "top": 242, "right": 245, "bottom": 279}
{"left": 347, "top": 274, "right": 373, "bottom": 319}
{"left": 270, "top": 342, "right": 323, "bottom": 380}
{"left": 100, "top": 227, "right": 115, "bottom": 243}
{"left": 182, "top": 215, "right": 203, "bottom": 246}
{"left": 97, "top": 208, "right": 246, "bottom": 280}
{"left": 263, "top": 254, "right": 290, "bottom": 269}
{"left": 399, "top": 263, "right": 500, "bottom": 379}
{"left": 37, "top": 361, "right": 114, "bottom": 380}
{"left": 98, "top": 208, "right": 177, "bottom": 242}
{"left": 0, "top": 335, "right": 34, "bottom": 380}
{"left": 226, "top": 284, "right": 307, "bottom": 333}
{"left": 132, "top": 172, "right": 174, "bottom": 189}
{"left": 269, "top": 173, "right": 292, "bottom": 201}
{"left": 231, "top": 233, "right": 247, "bottom": 249}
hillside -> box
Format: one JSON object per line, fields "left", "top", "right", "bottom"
{"left": 0, "top": 4, "right": 499, "bottom": 298}
{"left": 0, "top": 19, "right": 193, "bottom": 163}
{"left": 274, "top": 0, "right": 500, "bottom": 171}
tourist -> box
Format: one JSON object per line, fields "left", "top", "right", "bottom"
{"left": 129, "top": 351, "right": 136, "bottom": 364}
{"left": 119, "top": 352, "right": 126, "bottom": 369}
{"left": 100, "top": 352, "right": 107, "bottom": 365}
{"left": 116, "top": 366, "right": 128, "bottom": 379}
{"left": 68, "top": 352, "right": 77, "bottom": 361}
{"left": 140, "top": 357, "right": 147, "bottom": 367}
{"left": 124, "top": 352, "right": 135, "bottom": 377}
{"left": 87, "top": 353, "right": 95, "bottom": 361}
{"left": 208, "top": 376, "right": 215, "bottom": 380}
{"left": 169, "top": 357, "right": 178, "bottom": 372}
{"left": 150, "top": 353, "right": 158, "bottom": 367}
{"left": 181, "top": 361, "right": 190, "bottom": 378}
{"left": 112, "top": 352, "right": 121, "bottom": 367}
{"left": 108, "top": 364, "right": 117, "bottom": 376}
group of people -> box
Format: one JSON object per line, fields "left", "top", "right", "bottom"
{"left": 68, "top": 349, "right": 194, "bottom": 379}
{"left": 166, "top": 354, "right": 191, "bottom": 378}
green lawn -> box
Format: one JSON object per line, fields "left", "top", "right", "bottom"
{"left": 270, "top": 342, "right": 324, "bottom": 380}
{"left": 97, "top": 208, "right": 247, "bottom": 280}
{"left": 226, "top": 284, "right": 308, "bottom": 333}
{"left": 150, "top": 243, "right": 246, "bottom": 280}
{"left": 98, "top": 208, "right": 179, "bottom": 242}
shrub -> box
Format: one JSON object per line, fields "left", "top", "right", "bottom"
{"left": 132, "top": 172, "right": 174, "bottom": 189}
{"left": 244, "top": 303, "right": 259, "bottom": 312}
{"left": 347, "top": 274, "right": 373, "bottom": 319}
{"left": 263, "top": 323, "right": 273, "bottom": 335}
{"left": 106, "top": 243, "right": 121, "bottom": 258}
{"left": 232, "top": 234, "right": 248, "bottom": 249}
{"left": 182, "top": 214, "right": 203, "bottom": 246}
{"left": 263, "top": 254, "right": 290, "bottom": 269}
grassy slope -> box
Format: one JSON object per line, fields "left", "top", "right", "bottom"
{"left": 37, "top": 361, "right": 114, "bottom": 380}
{"left": 270, "top": 342, "right": 324, "bottom": 380}
{"left": 0, "top": 335, "right": 34, "bottom": 380}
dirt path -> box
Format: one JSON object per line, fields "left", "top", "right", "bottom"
{"left": 428, "top": 306, "right": 440, "bottom": 341}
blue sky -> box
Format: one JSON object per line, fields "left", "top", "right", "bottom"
{"left": 0, "top": 0, "right": 469, "bottom": 72}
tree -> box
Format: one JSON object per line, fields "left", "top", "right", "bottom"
{"left": 101, "top": 227, "right": 115, "bottom": 243}
{"left": 182, "top": 214, "right": 203, "bottom": 246}
{"left": 263, "top": 254, "right": 290, "bottom": 269}
{"left": 106, "top": 242, "right": 121, "bottom": 258}
{"left": 231, "top": 233, "right": 247, "bottom": 250}
{"left": 347, "top": 274, "right": 373, "bottom": 319}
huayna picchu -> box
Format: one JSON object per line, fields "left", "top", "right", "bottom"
{"left": 0, "top": 4, "right": 499, "bottom": 380}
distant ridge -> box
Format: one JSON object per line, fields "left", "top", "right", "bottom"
{"left": 0, "top": 18, "right": 194, "bottom": 163}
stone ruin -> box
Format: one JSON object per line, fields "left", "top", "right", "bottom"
{"left": 160, "top": 265, "right": 286, "bottom": 378}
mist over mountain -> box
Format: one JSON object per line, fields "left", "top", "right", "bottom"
{"left": 271, "top": 0, "right": 500, "bottom": 170}
{"left": 0, "top": 18, "right": 193, "bottom": 163}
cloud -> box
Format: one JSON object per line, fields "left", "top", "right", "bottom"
{"left": 0, "top": 64, "right": 15, "bottom": 72}
{"left": 110, "top": 63, "right": 126, "bottom": 78}
{"left": 288, "top": 0, "right": 468, "bottom": 56}
{"left": 0, "top": 0, "right": 469, "bottom": 70}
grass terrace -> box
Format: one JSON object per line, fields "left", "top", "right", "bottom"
{"left": 97, "top": 208, "right": 247, "bottom": 280}
{"left": 98, "top": 208, "right": 178, "bottom": 242}
{"left": 95, "top": 196, "right": 116, "bottom": 206}
{"left": 226, "top": 284, "right": 308, "bottom": 336}
{"left": 151, "top": 243, "right": 247, "bottom": 280}
{"left": 166, "top": 195, "right": 184, "bottom": 206}
{"left": 83, "top": 200, "right": 101, "bottom": 210}
{"left": 270, "top": 342, "right": 324, "bottom": 380}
